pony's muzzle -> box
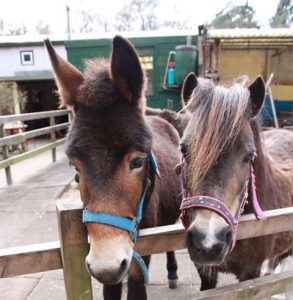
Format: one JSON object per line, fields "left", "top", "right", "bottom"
{"left": 186, "top": 225, "right": 232, "bottom": 265}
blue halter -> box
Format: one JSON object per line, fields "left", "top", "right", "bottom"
{"left": 82, "top": 151, "right": 159, "bottom": 284}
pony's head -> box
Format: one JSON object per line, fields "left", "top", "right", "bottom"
{"left": 45, "top": 36, "right": 152, "bottom": 284}
{"left": 180, "top": 73, "right": 265, "bottom": 265}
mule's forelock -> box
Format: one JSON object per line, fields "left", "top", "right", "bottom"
{"left": 77, "top": 59, "right": 120, "bottom": 110}
{"left": 186, "top": 78, "right": 250, "bottom": 188}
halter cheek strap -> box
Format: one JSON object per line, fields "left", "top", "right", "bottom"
{"left": 82, "top": 151, "right": 159, "bottom": 284}
{"left": 180, "top": 162, "right": 266, "bottom": 252}
{"left": 250, "top": 165, "right": 266, "bottom": 220}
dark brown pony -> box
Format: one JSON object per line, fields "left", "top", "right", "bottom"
{"left": 45, "top": 37, "right": 182, "bottom": 300}
{"left": 179, "top": 73, "right": 293, "bottom": 289}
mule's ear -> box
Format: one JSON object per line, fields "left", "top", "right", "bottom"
{"left": 111, "top": 36, "right": 144, "bottom": 106}
{"left": 181, "top": 72, "right": 198, "bottom": 106}
{"left": 44, "top": 39, "right": 84, "bottom": 106}
{"left": 248, "top": 76, "right": 265, "bottom": 118}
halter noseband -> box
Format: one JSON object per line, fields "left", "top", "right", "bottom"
{"left": 179, "top": 158, "right": 266, "bottom": 252}
{"left": 82, "top": 151, "right": 159, "bottom": 284}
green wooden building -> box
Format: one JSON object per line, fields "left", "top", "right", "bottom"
{"left": 65, "top": 34, "right": 197, "bottom": 111}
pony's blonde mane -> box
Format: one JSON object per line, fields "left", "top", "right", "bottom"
{"left": 187, "top": 77, "right": 250, "bottom": 189}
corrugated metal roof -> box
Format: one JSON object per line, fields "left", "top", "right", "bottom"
{"left": 0, "top": 30, "right": 197, "bottom": 46}
{"left": 208, "top": 28, "right": 293, "bottom": 39}
{"left": 0, "top": 34, "right": 65, "bottom": 46}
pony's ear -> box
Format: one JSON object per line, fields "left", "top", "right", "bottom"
{"left": 111, "top": 36, "right": 144, "bottom": 106}
{"left": 181, "top": 72, "right": 198, "bottom": 106}
{"left": 248, "top": 76, "right": 265, "bottom": 118}
{"left": 44, "top": 39, "right": 84, "bottom": 107}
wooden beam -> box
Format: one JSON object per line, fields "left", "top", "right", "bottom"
{"left": 0, "top": 123, "right": 69, "bottom": 147}
{"left": 0, "top": 124, "right": 12, "bottom": 185}
{"left": 135, "top": 207, "right": 293, "bottom": 255}
{"left": 12, "top": 82, "right": 20, "bottom": 115}
{"left": 56, "top": 202, "right": 93, "bottom": 300}
{"left": 182, "top": 271, "right": 293, "bottom": 300}
{"left": 0, "top": 109, "right": 70, "bottom": 124}
{"left": 0, "top": 138, "right": 65, "bottom": 169}
{"left": 50, "top": 116, "right": 57, "bottom": 162}
{"left": 0, "top": 242, "right": 61, "bottom": 277}
{"left": 0, "top": 207, "right": 292, "bottom": 278}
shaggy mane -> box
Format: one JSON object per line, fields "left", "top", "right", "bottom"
{"left": 187, "top": 78, "right": 250, "bottom": 187}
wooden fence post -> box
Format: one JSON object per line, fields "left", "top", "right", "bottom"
{"left": 0, "top": 124, "right": 12, "bottom": 185}
{"left": 56, "top": 201, "right": 93, "bottom": 300}
{"left": 68, "top": 109, "right": 74, "bottom": 123}
{"left": 50, "top": 116, "right": 56, "bottom": 162}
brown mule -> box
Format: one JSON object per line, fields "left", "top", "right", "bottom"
{"left": 45, "top": 36, "right": 183, "bottom": 299}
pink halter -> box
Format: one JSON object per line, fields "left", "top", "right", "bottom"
{"left": 179, "top": 161, "right": 266, "bottom": 252}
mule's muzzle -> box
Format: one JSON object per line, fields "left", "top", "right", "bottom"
{"left": 85, "top": 255, "right": 130, "bottom": 285}
{"left": 186, "top": 226, "right": 232, "bottom": 265}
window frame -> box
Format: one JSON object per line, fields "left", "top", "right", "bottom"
{"left": 20, "top": 50, "right": 34, "bottom": 65}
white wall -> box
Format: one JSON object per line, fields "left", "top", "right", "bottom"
{"left": 0, "top": 44, "right": 67, "bottom": 78}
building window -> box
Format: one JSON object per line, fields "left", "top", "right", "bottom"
{"left": 20, "top": 50, "right": 34, "bottom": 65}
{"left": 138, "top": 49, "right": 154, "bottom": 96}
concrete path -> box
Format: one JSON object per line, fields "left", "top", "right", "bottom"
{"left": 0, "top": 144, "right": 292, "bottom": 299}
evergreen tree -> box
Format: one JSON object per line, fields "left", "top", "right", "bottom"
{"left": 270, "top": 0, "right": 292, "bottom": 28}
{"left": 211, "top": 2, "right": 259, "bottom": 29}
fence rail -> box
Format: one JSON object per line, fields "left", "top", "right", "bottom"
{"left": 0, "top": 205, "right": 293, "bottom": 299}
{"left": 0, "top": 110, "right": 71, "bottom": 124}
{"left": 0, "top": 109, "right": 71, "bottom": 185}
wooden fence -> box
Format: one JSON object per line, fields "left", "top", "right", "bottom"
{"left": 0, "top": 109, "right": 71, "bottom": 185}
{"left": 0, "top": 201, "right": 293, "bottom": 300}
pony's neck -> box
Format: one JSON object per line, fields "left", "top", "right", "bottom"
{"left": 252, "top": 139, "right": 292, "bottom": 211}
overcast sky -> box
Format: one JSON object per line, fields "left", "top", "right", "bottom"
{"left": 1, "top": 0, "right": 282, "bottom": 35}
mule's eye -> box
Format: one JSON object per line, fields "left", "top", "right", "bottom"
{"left": 180, "top": 143, "right": 188, "bottom": 157}
{"left": 130, "top": 157, "right": 145, "bottom": 170}
{"left": 74, "top": 173, "right": 80, "bottom": 183}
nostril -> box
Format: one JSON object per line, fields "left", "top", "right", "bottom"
{"left": 186, "top": 230, "right": 203, "bottom": 255}
{"left": 194, "top": 245, "right": 202, "bottom": 254}
{"left": 120, "top": 258, "right": 127, "bottom": 271}
{"left": 85, "top": 261, "right": 91, "bottom": 274}
{"left": 186, "top": 230, "right": 194, "bottom": 248}
{"left": 213, "top": 242, "right": 224, "bottom": 254}
{"left": 225, "top": 230, "right": 233, "bottom": 244}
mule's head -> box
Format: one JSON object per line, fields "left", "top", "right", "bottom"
{"left": 180, "top": 73, "right": 265, "bottom": 265}
{"left": 45, "top": 36, "right": 152, "bottom": 284}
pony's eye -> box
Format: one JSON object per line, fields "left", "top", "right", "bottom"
{"left": 243, "top": 152, "right": 254, "bottom": 164}
{"left": 74, "top": 173, "right": 80, "bottom": 183}
{"left": 180, "top": 143, "right": 188, "bottom": 157}
{"left": 130, "top": 157, "right": 145, "bottom": 170}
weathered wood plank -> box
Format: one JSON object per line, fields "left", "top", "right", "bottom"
{"left": 56, "top": 203, "right": 93, "bottom": 300}
{"left": 0, "top": 123, "right": 69, "bottom": 147}
{"left": 136, "top": 207, "right": 293, "bottom": 255}
{"left": 0, "top": 207, "right": 292, "bottom": 278}
{"left": 182, "top": 271, "right": 293, "bottom": 300}
{"left": 50, "top": 116, "right": 57, "bottom": 162}
{"left": 0, "top": 242, "right": 61, "bottom": 277}
{"left": 0, "top": 124, "right": 12, "bottom": 185}
{"left": 0, "top": 109, "right": 70, "bottom": 124}
{"left": 0, "top": 138, "right": 65, "bottom": 169}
